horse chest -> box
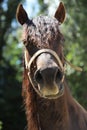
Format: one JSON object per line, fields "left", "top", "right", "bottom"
{"left": 37, "top": 99, "right": 69, "bottom": 130}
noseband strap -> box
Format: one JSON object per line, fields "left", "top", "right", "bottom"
{"left": 28, "top": 49, "right": 65, "bottom": 72}
{"left": 25, "top": 49, "right": 65, "bottom": 99}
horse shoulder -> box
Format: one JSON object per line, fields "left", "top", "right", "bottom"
{"left": 68, "top": 97, "right": 87, "bottom": 130}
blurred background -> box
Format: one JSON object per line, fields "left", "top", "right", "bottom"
{"left": 0, "top": 0, "right": 87, "bottom": 129}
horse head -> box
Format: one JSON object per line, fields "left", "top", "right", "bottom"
{"left": 16, "top": 2, "right": 66, "bottom": 99}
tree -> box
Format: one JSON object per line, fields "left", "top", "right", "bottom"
{"left": 0, "top": 0, "right": 26, "bottom": 130}
{"left": 61, "top": 0, "right": 87, "bottom": 108}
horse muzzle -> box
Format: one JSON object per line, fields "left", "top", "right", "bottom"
{"left": 26, "top": 49, "right": 65, "bottom": 99}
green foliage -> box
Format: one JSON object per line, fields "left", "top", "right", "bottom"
{"left": 62, "top": 0, "right": 87, "bottom": 108}
{"left": 0, "top": 0, "right": 26, "bottom": 130}
{"left": 0, "top": 121, "right": 3, "bottom": 130}
{"left": 38, "top": 0, "right": 48, "bottom": 14}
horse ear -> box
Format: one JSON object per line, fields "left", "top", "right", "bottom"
{"left": 16, "top": 4, "right": 29, "bottom": 25}
{"left": 54, "top": 2, "right": 65, "bottom": 24}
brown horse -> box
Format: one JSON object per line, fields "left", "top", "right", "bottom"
{"left": 16, "top": 2, "right": 87, "bottom": 130}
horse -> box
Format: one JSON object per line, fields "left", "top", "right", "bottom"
{"left": 16, "top": 2, "right": 87, "bottom": 130}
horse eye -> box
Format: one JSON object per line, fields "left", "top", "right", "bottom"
{"left": 26, "top": 43, "right": 39, "bottom": 56}
{"left": 24, "top": 42, "right": 28, "bottom": 46}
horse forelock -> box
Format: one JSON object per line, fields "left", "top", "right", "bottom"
{"left": 22, "top": 15, "right": 64, "bottom": 49}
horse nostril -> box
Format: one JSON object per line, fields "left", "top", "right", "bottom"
{"left": 34, "top": 70, "right": 43, "bottom": 84}
{"left": 55, "top": 69, "right": 63, "bottom": 82}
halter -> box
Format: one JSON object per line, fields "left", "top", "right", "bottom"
{"left": 25, "top": 48, "right": 82, "bottom": 98}
{"left": 25, "top": 49, "right": 65, "bottom": 99}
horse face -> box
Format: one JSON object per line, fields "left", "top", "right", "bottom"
{"left": 24, "top": 48, "right": 65, "bottom": 99}
{"left": 34, "top": 52, "right": 64, "bottom": 99}
{"left": 16, "top": 2, "right": 66, "bottom": 99}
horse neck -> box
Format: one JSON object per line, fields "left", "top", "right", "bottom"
{"left": 23, "top": 69, "right": 72, "bottom": 130}
{"left": 36, "top": 81, "right": 71, "bottom": 130}
{"left": 23, "top": 69, "right": 87, "bottom": 130}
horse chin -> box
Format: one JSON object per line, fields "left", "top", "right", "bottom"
{"left": 37, "top": 84, "right": 64, "bottom": 99}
